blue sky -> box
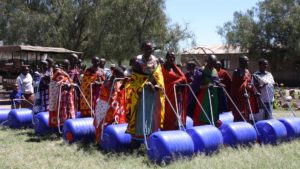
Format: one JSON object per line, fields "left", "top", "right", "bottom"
{"left": 165, "top": 0, "right": 261, "bottom": 49}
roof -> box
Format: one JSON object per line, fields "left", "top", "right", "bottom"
{"left": 0, "top": 45, "right": 82, "bottom": 54}
{"left": 182, "top": 45, "right": 247, "bottom": 55}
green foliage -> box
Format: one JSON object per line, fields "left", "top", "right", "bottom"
{"left": 0, "top": 0, "right": 193, "bottom": 64}
{"left": 218, "top": 0, "right": 300, "bottom": 70}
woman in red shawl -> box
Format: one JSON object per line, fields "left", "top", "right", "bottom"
{"left": 231, "top": 56, "right": 258, "bottom": 122}
{"left": 215, "top": 61, "right": 232, "bottom": 111}
{"left": 162, "top": 51, "right": 187, "bottom": 130}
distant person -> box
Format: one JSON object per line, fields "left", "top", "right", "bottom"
{"left": 33, "top": 60, "right": 51, "bottom": 114}
{"left": 215, "top": 60, "right": 232, "bottom": 111}
{"left": 69, "top": 54, "right": 81, "bottom": 110}
{"left": 16, "top": 65, "right": 34, "bottom": 108}
{"left": 231, "top": 56, "right": 258, "bottom": 122}
{"left": 253, "top": 59, "right": 275, "bottom": 120}
{"left": 46, "top": 58, "right": 54, "bottom": 76}
{"left": 99, "top": 58, "right": 111, "bottom": 80}
{"left": 10, "top": 84, "right": 22, "bottom": 109}
{"left": 185, "top": 60, "right": 196, "bottom": 84}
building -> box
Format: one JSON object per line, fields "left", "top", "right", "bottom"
{"left": 181, "top": 45, "right": 256, "bottom": 74}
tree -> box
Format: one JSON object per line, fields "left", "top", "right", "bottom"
{"left": 218, "top": 0, "right": 300, "bottom": 70}
{"left": 0, "top": 0, "right": 194, "bottom": 65}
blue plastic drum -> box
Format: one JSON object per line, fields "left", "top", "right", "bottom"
{"left": 219, "top": 122, "right": 257, "bottom": 147}
{"left": 255, "top": 119, "right": 287, "bottom": 144}
{"left": 147, "top": 130, "right": 194, "bottom": 163}
{"left": 279, "top": 117, "right": 300, "bottom": 139}
{"left": 219, "top": 112, "right": 234, "bottom": 125}
{"left": 0, "top": 109, "right": 11, "bottom": 126}
{"left": 62, "top": 118, "right": 95, "bottom": 143}
{"left": 186, "top": 125, "right": 223, "bottom": 154}
{"left": 33, "top": 112, "right": 52, "bottom": 135}
{"left": 7, "top": 108, "right": 33, "bottom": 129}
{"left": 186, "top": 116, "right": 194, "bottom": 129}
{"left": 100, "top": 124, "right": 132, "bottom": 152}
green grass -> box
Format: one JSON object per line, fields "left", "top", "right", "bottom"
{"left": 0, "top": 110, "right": 300, "bottom": 169}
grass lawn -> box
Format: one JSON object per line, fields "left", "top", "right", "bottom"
{"left": 0, "top": 110, "right": 300, "bottom": 169}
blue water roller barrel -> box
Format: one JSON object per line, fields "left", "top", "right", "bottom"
{"left": 186, "top": 125, "right": 223, "bottom": 154}
{"left": 7, "top": 108, "right": 33, "bottom": 129}
{"left": 33, "top": 112, "right": 52, "bottom": 135}
{"left": 0, "top": 108, "right": 11, "bottom": 126}
{"left": 186, "top": 116, "right": 194, "bottom": 129}
{"left": 100, "top": 124, "right": 132, "bottom": 152}
{"left": 279, "top": 117, "right": 300, "bottom": 139}
{"left": 62, "top": 118, "right": 95, "bottom": 143}
{"left": 147, "top": 130, "right": 194, "bottom": 163}
{"left": 219, "top": 112, "right": 234, "bottom": 125}
{"left": 219, "top": 122, "right": 257, "bottom": 147}
{"left": 255, "top": 119, "right": 287, "bottom": 144}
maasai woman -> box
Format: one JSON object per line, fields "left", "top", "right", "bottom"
{"left": 80, "top": 56, "right": 105, "bottom": 117}
{"left": 48, "top": 59, "right": 76, "bottom": 127}
{"left": 94, "top": 67, "right": 127, "bottom": 144}
{"left": 215, "top": 60, "right": 232, "bottom": 112}
{"left": 231, "top": 55, "right": 258, "bottom": 122}
{"left": 68, "top": 54, "right": 81, "bottom": 110}
{"left": 188, "top": 55, "right": 226, "bottom": 126}
{"left": 33, "top": 60, "right": 51, "bottom": 114}
{"left": 126, "top": 41, "right": 165, "bottom": 143}
{"left": 162, "top": 51, "right": 187, "bottom": 130}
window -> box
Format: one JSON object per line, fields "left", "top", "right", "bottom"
{"left": 221, "top": 59, "right": 230, "bottom": 69}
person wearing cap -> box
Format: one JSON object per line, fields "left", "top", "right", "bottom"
{"left": 161, "top": 51, "right": 187, "bottom": 130}
{"left": 80, "top": 56, "right": 105, "bottom": 117}
{"left": 231, "top": 55, "right": 258, "bottom": 122}
{"left": 48, "top": 59, "right": 76, "bottom": 128}
{"left": 187, "top": 54, "right": 226, "bottom": 126}
{"left": 253, "top": 59, "right": 275, "bottom": 120}
{"left": 94, "top": 66, "right": 127, "bottom": 144}
{"left": 125, "top": 41, "right": 165, "bottom": 147}
{"left": 215, "top": 60, "right": 232, "bottom": 111}
{"left": 16, "top": 65, "right": 34, "bottom": 108}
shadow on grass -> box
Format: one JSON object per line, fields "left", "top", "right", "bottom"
{"left": 25, "top": 132, "right": 62, "bottom": 143}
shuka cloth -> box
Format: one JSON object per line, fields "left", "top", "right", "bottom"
{"left": 49, "top": 69, "right": 76, "bottom": 127}
{"left": 231, "top": 69, "right": 258, "bottom": 122}
{"left": 162, "top": 64, "right": 187, "bottom": 130}
{"left": 188, "top": 67, "right": 226, "bottom": 126}
{"left": 126, "top": 64, "right": 165, "bottom": 140}
{"left": 94, "top": 81, "right": 126, "bottom": 144}
{"left": 80, "top": 68, "right": 104, "bottom": 117}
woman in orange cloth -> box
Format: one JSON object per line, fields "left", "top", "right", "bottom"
{"left": 94, "top": 67, "right": 127, "bottom": 144}
{"left": 231, "top": 56, "right": 258, "bottom": 122}
{"left": 48, "top": 59, "right": 76, "bottom": 127}
{"left": 162, "top": 51, "right": 187, "bottom": 130}
{"left": 80, "top": 56, "right": 105, "bottom": 117}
